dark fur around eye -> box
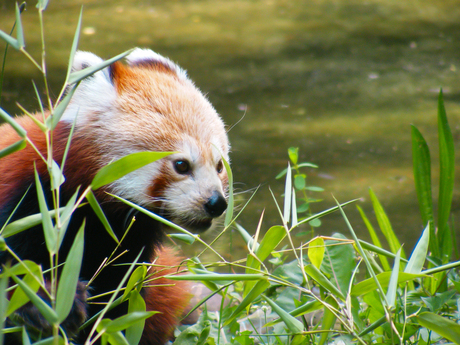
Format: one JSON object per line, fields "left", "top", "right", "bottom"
{"left": 174, "top": 160, "right": 191, "bottom": 174}
{"left": 216, "top": 160, "right": 223, "bottom": 174}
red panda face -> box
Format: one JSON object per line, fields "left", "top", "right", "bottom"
{"left": 61, "top": 48, "right": 230, "bottom": 231}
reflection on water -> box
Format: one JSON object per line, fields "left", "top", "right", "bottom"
{"left": 1, "top": 0, "right": 460, "bottom": 260}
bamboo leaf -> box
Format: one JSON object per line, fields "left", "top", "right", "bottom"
{"left": 261, "top": 295, "right": 304, "bottom": 333}
{"left": 0, "top": 30, "right": 19, "bottom": 50}
{"left": 2, "top": 207, "right": 64, "bottom": 238}
{"left": 308, "top": 237, "right": 325, "bottom": 269}
{"left": 319, "top": 296, "right": 338, "bottom": 345}
{"left": 91, "top": 152, "right": 173, "bottom": 190}
{"left": 48, "top": 84, "right": 78, "bottom": 130}
{"left": 68, "top": 49, "right": 133, "bottom": 84}
{"left": 283, "top": 163, "right": 292, "bottom": 224}
{"left": 122, "top": 266, "right": 146, "bottom": 301}
{"left": 34, "top": 168, "right": 56, "bottom": 255}
{"left": 0, "top": 139, "right": 26, "bottom": 159}
{"left": 222, "top": 155, "right": 233, "bottom": 227}
{"left": 86, "top": 190, "right": 118, "bottom": 243}
{"left": 125, "top": 291, "right": 149, "bottom": 345}
{"left": 437, "top": 89, "right": 455, "bottom": 260}
{"left": 0, "top": 108, "right": 26, "bottom": 138}
{"left": 369, "top": 189, "right": 406, "bottom": 259}
{"left": 351, "top": 271, "right": 424, "bottom": 296}
{"left": 415, "top": 312, "right": 460, "bottom": 344}
{"left": 386, "top": 248, "right": 401, "bottom": 308}
{"left": 304, "top": 264, "right": 346, "bottom": 301}
{"left": 56, "top": 221, "right": 84, "bottom": 323}
{"left": 14, "top": 3, "right": 25, "bottom": 49}
{"left": 404, "top": 223, "right": 430, "bottom": 274}
{"left": 168, "top": 233, "right": 196, "bottom": 244}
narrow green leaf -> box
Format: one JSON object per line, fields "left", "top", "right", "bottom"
{"left": 224, "top": 279, "right": 270, "bottom": 327}
{"left": 255, "top": 225, "right": 286, "bottom": 264}
{"left": 68, "top": 49, "right": 133, "bottom": 84}
{"left": 0, "top": 108, "right": 26, "bottom": 137}
{"left": 291, "top": 188, "right": 298, "bottom": 226}
{"left": 437, "top": 90, "right": 455, "bottom": 260}
{"left": 166, "top": 273, "right": 266, "bottom": 282}
{"left": 357, "top": 205, "right": 390, "bottom": 271}
{"left": 91, "top": 151, "right": 173, "bottom": 190}
{"left": 86, "top": 190, "right": 118, "bottom": 243}
{"left": 36, "top": 0, "right": 49, "bottom": 10}
{"left": 105, "top": 312, "right": 157, "bottom": 333}
{"left": 125, "top": 291, "right": 148, "bottom": 345}
{"left": 308, "top": 237, "right": 325, "bottom": 269}
{"left": 56, "top": 222, "right": 84, "bottom": 323}
{"left": 261, "top": 294, "right": 304, "bottom": 333}
{"left": 122, "top": 266, "right": 146, "bottom": 301}
{"left": 6, "top": 271, "right": 42, "bottom": 316}
{"left": 14, "top": 3, "right": 24, "bottom": 49}
{"left": 57, "top": 188, "right": 80, "bottom": 249}
{"left": 34, "top": 168, "right": 56, "bottom": 255}
{"left": 304, "top": 264, "right": 346, "bottom": 301}
{"left": 2, "top": 207, "right": 64, "bottom": 238}
{"left": 222, "top": 155, "right": 233, "bottom": 228}
{"left": 168, "top": 233, "right": 195, "bottom": 244}
{"left": 283, "top": 163, "right": 292, "bottom": 224}
{"left": 416, "top": 311, "right": 460, "bottom": 344}
{"left": 386, "top": 248, "right": 401, "bottom": 308}
{"left": 404, "top": 223, "right": 429, "bottom": 274}
{"left": 369, "top": 189, "right": 406, "bottom": 259}
{"left": 411, "top": 125, "right": 434, "bottom": 233}
{"left": 65, "top": 7, "right": 83, "bottom": 84}
{"left": 0, "top": 139, "right": 26, "bottom": 159}
{"left": 319, "top": 296, "right": 338, "bottom": 345}
{"left": 0, "top": 30, "right": 19, "bottom": 50}
{"left": 351, "top": 271, "right": 424, "bottom": 296}
{"left": 4, "top": 267, "right": 58, "bottom": 325}
{"left": 50, "top": 160, "right": 65, "bottom": 190}
{"left": 48, "top": 84, "right": 78, "bottom": 130}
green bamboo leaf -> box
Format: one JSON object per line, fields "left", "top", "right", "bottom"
{"left": 261, "top": 295, "right": 304, "bottom": 334}
{"left": 222, "top": 155, "right": 233, "bottom": 227}
{"left": 369, "top": 188, "right": 406, "bottom": 259}
{"left": 283, "top": 163, "right": 292, "bottom": 224}
{"left": 2, "top": 207, "right": 64, "bottom": 238}
{"left": 34, "top": 168, "right": 56, "bottom": 255}
{"left": 47, "top": 84, "right": 78, "bottom": 130}
{"left": 0, "top": 29, "right": 19, "bottom": 50}
{"left": 4, "top": 266, "right": 58, "bottom": 325}
{"left": 437, "top": 90, "right": 455, "bottom": 260}
{"left": 168, "top": 233, "right": 196, "bottom": 244}
{"left": 304, "top": 264, "right": 345, "bottom": 301}
{"left": 386, "top": 248, "right": 401, "bottom": 308}
{"left": 57, "top": 188, "right": 80, "bottom": 249}
{"left": 255, "top": 225, "right": 285, "bottom": 264}
{"left": 50, "top": 160, "right": 65, "bottom": 190}
{"left": 319, "top": 295, "right": 338, "bottom": 345}
{"left": 224, "top": 279, "right": 270, "bottom": 327}
{"left": 0, "top": 108, "right": 26, "bottom": 138}
{"left": 404, "top": 223, "right": 430, "bottom": 274}
{"left": 122, "top": 266, "right": 146, "bottom": 301}
{"left": 91, "top": 151, "right": 173, "bottom": 190}
{"left": 65, "top": 7, "right": 83, "bottom": 83}
{"left": 56, "top": 222, "right": 84, "bottom": 323}
{"left": 166, "top": 273, "right": 266, "bottom": 282}
{"left": 86, "top": 190, "right": 118, "bottom": 243}
{"left": 126, "top": 291, "right": 149, "bottom": 345}
{"left": 288, "top": 147, "right": 298, "bottom": 165}
{"left": 308, "top": 237, "right": 325, "bottom": 269}
{"left": 411, "top": 125, "right": 434, "bottom": 234}
{"left": 14, "top": 3, "right": 24, "bottom": 49}
{"left": 291, "top": 188, "right": 298, "bottom": 226}
{"left": 36, "top": 0, "right": 49, "bottom": 10}
{"left": 105, "top": 311, "right": 157, "bottom": 333}
{"left": 357, "top": 205, "right": 390, "bottom": 271}
{"left": 6, "top": 272, "right": 42, "bottom": 316}
{"left": 416, "top": 311, "right": 460, "bottom": 344}
{"left": 0, "top": 139, "right": 26, "bottom": 159}
{"left": 68, "top": 49, "right": 133, "bottom": 84}
{"left": 351, "top": 271, "right": 424, "bottom": 296}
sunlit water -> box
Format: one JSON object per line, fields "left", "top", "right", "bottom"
{"left": 1, "top": 0, "right": 460, "bottom": 263}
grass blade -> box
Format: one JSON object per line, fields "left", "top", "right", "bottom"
{"left": 404, "top": 223, "right": 429, "bottom": 274}
{"left": 222, "top": 155, "right": 233, "bottom": 227}
{"left": 261, "top": 294, "right": 304, "bottom": 333}
{"left": 415, "top": 312, "right": 460, "bottom": 344}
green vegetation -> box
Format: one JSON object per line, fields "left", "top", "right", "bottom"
{"left": 0, "top": 2, "right": 459, "bottom": 344}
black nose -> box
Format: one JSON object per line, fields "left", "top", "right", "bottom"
{"left": 204, "top": 191, "right": 227, "bottom": 218}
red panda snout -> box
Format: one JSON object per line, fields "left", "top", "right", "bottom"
{"left": 204, "top": 190, "right": 227, "bottom": 218}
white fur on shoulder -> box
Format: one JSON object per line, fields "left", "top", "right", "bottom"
{"left": 126, "top": 48, "right": 188, "bottom": 81}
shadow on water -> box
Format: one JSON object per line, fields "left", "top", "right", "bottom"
{"left": 1, "top": 0, "right": 460, "bottom": 261}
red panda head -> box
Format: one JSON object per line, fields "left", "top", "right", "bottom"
{"left": 61, "top": 48, "right": 230, "bottom": 231}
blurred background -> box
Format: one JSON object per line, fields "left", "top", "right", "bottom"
{"left": 1, "top": 0, "right": 460, "bottom": 260}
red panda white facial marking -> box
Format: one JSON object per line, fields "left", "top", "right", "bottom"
{"left": 61, "top": 48, "right": 230, "bottom": 231}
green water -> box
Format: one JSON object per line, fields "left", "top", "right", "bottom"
{"left": 1, "top": 0, "right": 460, "bottom": 260}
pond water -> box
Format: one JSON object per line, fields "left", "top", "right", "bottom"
{"left": 1, "top": 0, "right": 460, "bottom": 262}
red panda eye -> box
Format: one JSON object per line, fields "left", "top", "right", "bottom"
{"left": 174, "top": 160, "right": 191, "bottom": 174}
{"left": 216, "top": 160, "right": 223, "bottom": 174}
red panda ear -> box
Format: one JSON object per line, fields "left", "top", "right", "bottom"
{"left": 125, "top": 48, "right": 189, "bottom": 81}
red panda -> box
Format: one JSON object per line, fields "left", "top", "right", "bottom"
{"left": 0, "top": 48, "right": 230, "bottom": 344}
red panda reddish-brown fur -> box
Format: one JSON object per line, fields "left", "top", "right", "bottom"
{"left": 0, "top": 48, "right": 229, "bottom": 344}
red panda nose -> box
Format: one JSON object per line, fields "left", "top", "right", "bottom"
{"left": 204, "top": 191, "right": 227, "bottom": 218}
